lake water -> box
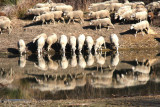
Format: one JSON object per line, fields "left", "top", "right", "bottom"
{"left": 0, "top": 49, "right": 160, "bottom": 100}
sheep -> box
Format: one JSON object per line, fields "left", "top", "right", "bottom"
{"left": 88, "top": 10, "right": 110, "bottom": 19}
{"left": 136, "top": 7, "right": 147, "bottom": 12}
{"left": 110, "top": 3, "right": 124, "bottom": 12}
{"left": 49, "top": 11, "right": 65, "bottom": 23}
{"left": 146, "top": 1, "right": 160, "bottom": 12}
{"left": 63, "top": 10, "right": 84, "bottom": 24}
{"left": 86, "top": 36, "right": 94, "bottom": 53}
{"left": 27, "top": 7, "right": 50, "bottom": 20}
{"left": 78, "top": 34, "right": 85, "bottom": 54}
{"left": 69, "top": 36, "right": 77, "bottom": 53}
{"left": 131, "top": 11, "right": 148, "bottom": 22}
{"left": 0, "top": 16, "right": 10, "bottom": 21}
{"left": 51, "top": 5, "right": 73, "bottom": 12}
{"left": 34, "top": 3, "right": 51, "bottom": 8}
{"left": 110, "top": 34, "right": 119, "bottom": 52}
{"left": 114, "top": 6, "right": 131, "bottom": 20}
{"left": 17, "top": 39, "right": 26, "bottom": 56}
{"left": 60, "top": 35, "right": 68, "bottom": 53}
{"left": 37, "top": 36, "right": 47, "bottom": 56}
{"left": 78, "top": 54, "right": 86, "bottom": 69}
{"left": 148, "top": 11, "right": 154, "bottom": 25}
{"left": 46, "top": 33, "right": 57, "bottom": 51}
{"left": 33, "top": 33, "right": 47, "bottom": 43}
{"left": 95, "top": 36, "right": 106, "bottom": 53}
{"left": 119, "top": 9, "right": 136, "bottom": 22}
{"left": 130, "top": 20, "right": 150, "bottom": 37}
{"left": 90, "top": 18, "right": 114, "bottom": 31}
{"left": 60, "top": 55, "right": 68, "bottom": 69}
{"left": 88, "top": 4, "right": 111, "bottom": 12}
{"left": 0, "top": 19, "right": 12, "bottom": 34}
{"left": 35, "top": 12, "right": 55, "bottom": 25}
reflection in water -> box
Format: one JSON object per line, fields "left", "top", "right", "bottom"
{"left": 78, "top": 54, "right": 86, "bottom": 69}
{"left": 18, "top": 55, "right": 26, "bottom": 68}
{"left": 34, "top": 55, "right": 48, "bottom": 71}
{"left": 2, "top": 50, "right": 160, "bottom": 100}
{"left": 47, "top": 55, "right": 59, "bottom": 70}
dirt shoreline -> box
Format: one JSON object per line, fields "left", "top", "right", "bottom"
{"left": 0, "top": 18, "right": 160, "bottom": 54}
{"left": 1, "top": 95, "right": 160, "bottom": 106}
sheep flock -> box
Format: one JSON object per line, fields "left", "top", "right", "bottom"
{"left": 0, "top": 0, "right": 159, "bottom": 56}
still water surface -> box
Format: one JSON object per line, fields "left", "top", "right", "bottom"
{"left": 0, "top": 50, "right": 160, "bottom": 100}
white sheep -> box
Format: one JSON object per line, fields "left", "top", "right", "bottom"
{"left": 90, "top": 18, "right": 114, "bottom": 31}
{"left": 69, "top": 36, "right": 77, "bottom": 53}
{"left": 60, "top": 35, "right": 68, "bottom": 53}
{"left": 34, "top": 3, "right": 51, "bottom": 8}
{"left": 88, "top": 4, "right": 110, "bottom": 12}
{"left": 50, "top": 11, "right": 65, "bottom": 23}
{"left": 95, "top": 36, "right": 106, "bottom": 53}
{"left": 63, "top": 10, "right": 84, "bottom": 24}
{"left": 88, "top": 10, "right": 110, "bottom": 19}
{"left": 60, "top": 55, "right": 68, "bottom": 69}
{"left": 51, "top": 5, "right": 73, "bottom": 12}
{"left": 78, "top": 34, "right": 85, "bottom": 54}
{"left": 17, "top": 39, "right": 26, "bottom": 56}
{"left": 110, "top": 34, "right": 119, "bottom": 52}
{"left": 35, "top": 12, "right": 55, "bottom": 25}
{"left": 28, "top": 7, "right": 50, "bottom": 20}
{"left": 130, "top": 20, "right": 149, "bottom": 37}
{"left": 78, "top": 54, "right": 86, "bottom": 69}
{"left": 86, "top": 36, "right": 94, "bottom": 53}
{"left": 37, "top": 36, "right": 46, "bottom": 56}
{"left": 131, "top": 11, "right": 148, "bottom": 22}
{"left": 0, "top": 19, "right": 12, "bottom": 34}
{"left": 119, "top": 9, "right": 136, "bottom": 22}
{"left": 46, "top": 33, "right": 57, "bottom": 51}
{"left": 110, "top": 3, "right": 124, "bottom": 12}
{"left": 33, "top": 33, "right": 47, "bottom": 43}
{"left": 114, "top": 6, "right": 131, "bottom": 20}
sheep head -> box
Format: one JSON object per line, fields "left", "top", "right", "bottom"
{"left": 130, "top": 24, "right": 135, "bottom": 30}
{"left": 35, "top": 16, "right": 41, "bottom": 22}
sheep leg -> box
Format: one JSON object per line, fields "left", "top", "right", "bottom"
{"left": 99, "top": 24, "right": 101, "bottom": 31}
{"left": 68, "top": 19, "right": 71, "bottom": 24}
{"left": 134, "top": 31, "right": 137, "bottom": 37}
{"left": 60, "top": 17, "right": 65, "bottom": 24}
{"left": 95, "top": 26, "right": 97, "bottom": 30}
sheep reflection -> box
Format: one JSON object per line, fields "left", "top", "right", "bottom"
{"left": 18, "top": 54, "right": 26, "bottom": 68}
{"left": 34, "top": 55, "right": 48, "bottom": 71}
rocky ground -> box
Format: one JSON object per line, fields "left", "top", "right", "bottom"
{"left": 0, "top": 18, "right": 160, "bottom": 54}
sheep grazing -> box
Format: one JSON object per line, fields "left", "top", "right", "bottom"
{"left": 35, "top": 12, "right": 55, "bottom": 25}
{"left": 60, "top": 35, "right": 68, "bottom": 53}
{"left": 33, "top": 33, "right": 47, "bottom": 43}
{"left": 69, "top": 36, "right": 77, "bottom": 53}
{"left": 17, "top": 39, "right": 26, "bottom": 56}
{"left": 46, "top": 33, "right": 57, "bottom": 51}
{"left": 51, "top": 5, "right": 73, "bottom": 12}
{"left": 78, "top": 34, "right": 85, "bottom": 54}
{"left": 130, "top": 20, "right": 149, "bottom": 37}
{"left": 119, "top": 9, "right": 136, "bottom": 22}
{"left": 90, "top": 18, "right": 114, "bottom": 31}
{"left": 37, "top": 36, "right": 47, "bottom": 56}
{"left": 88, "top": 10, "right": 110, "bottom": 19}
{"left": 95, "top": 36, "right": 106, "bottom": 53}
{"left": 148, "top": 11, "right": 154, "bottom": 25}
{"left": 131, "top": 11, "right": 148, "bottom": 22}
{"left": 63, "top": 10, "right": 84, "bottom": 24}
{"left": 110, "top": 34, "right": 119, "bottom": 51}
{"left": 86, "top": 36, "right": 94, "bottom": 53}
{"left": 0, "top": 16, "right": 12, "bottom": 34}
{"left": 110, "top": 3, "right": 124, "bottom": 12}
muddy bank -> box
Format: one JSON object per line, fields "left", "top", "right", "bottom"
{"left": 1, "top": 95, "right": 160, "bottom": 106}
{"left": 0, "top": 18, "right": 160, "bottom": 54}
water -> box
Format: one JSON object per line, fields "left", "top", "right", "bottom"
{"left": 0, "top": 49, "right": 160, "bottom": 100}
